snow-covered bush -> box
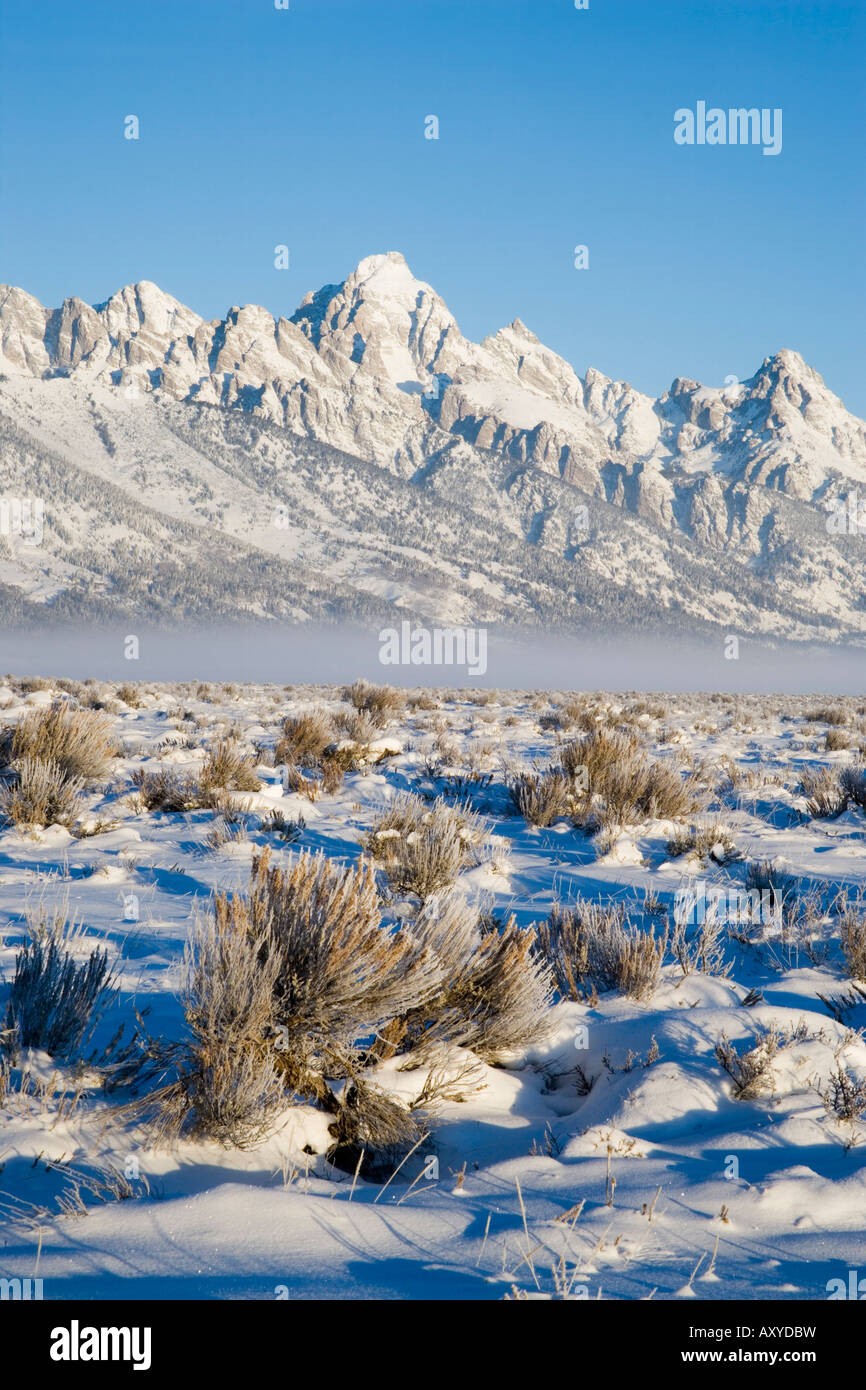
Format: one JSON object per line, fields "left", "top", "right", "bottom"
{"left": 309, "top": 890, "right": 551, "bottom": 1065}
{"left": 4, "top": 939, "right": 116, "bottom": 1061}
{"left": 2, "top": 704, "right": 117, "bottom": 780}
{"left": 328, "top": 1076, "right": 423, "bottom": 1157}
{"left": 800, "top": 764, "right": 847, "bottom": 818}
{"left": 201, "top": 738, "right": 260, "bottom": 792}
{"left": 340, "top": 678, "right": 405, "bottom": 728}
{"left": 671, "top": 898, "right": 732, "bottom": 978}
{"left": 825, "top": 726, "right": 851, "bottom": 751}
{"left": 640, "top": 759, "right": 702, "bottom": 819}
{"left": 234, "top": 850, "right": 440, "bottom": 1097}
{"left": 132, "top": 767, "right": 209, "bottom": 812}
{"left": 537, "top": 898, "right": 666, "bottom": 1001}
{"left": 818, "top": 1065, "right": 866, "bottom": 1124}
{"left": 332, "top": 707, "right": 379, "bottom": 744}
{"left": 744, "top": 859, "right": 797, "bottom": 917}
{"left": 805, "top": 704, "right": 851, "bottom": 727}
{"left": 509, "top": 768, "right": 572, "bottom": 826}
{"left": 155, "top": 903, "right": 286, "bottom": 1148}
{"left": 150, "top": 854, "right": 553, "bottom": 1153}
{"left": 840, "top": 763, "right": 866, "bottom": 810}
{"left": 665, "top": 819, "right": 737, "bottom": 862}
{"left": 411, "top": 913, "right": 554, "bottom": 1061}
{"left": 275, "top": 708, "right": 334, "bottom": 767}
{"left": 362, "top": 793, "right": 481, "bottom": 898}
{"left": 715, "top": 1026, "right": 780, "bottom": 1100}
{"left": 0, "top": 755, "right": 84, "bottom": 828}
{"left": 153, "top": 849, "right": 436, "bottom": 1152}
{"left": 534, "top": 906, "right": 590, "bottom": 1001}
{"left": 839, "top": 892, "right": 866, "bottom": 979}
{"left": 115, "top": 683, "right": 142, "bottom": 708}
{"left": 562, "top": 729, "right": 700, "bottom": 829}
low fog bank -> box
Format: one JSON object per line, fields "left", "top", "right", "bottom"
{"left": 0, "top": 624, "right": 863, "bottom": 694}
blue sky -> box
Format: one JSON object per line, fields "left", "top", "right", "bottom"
{"left": 1, "top": 0, "right": 863, "bottom": 413}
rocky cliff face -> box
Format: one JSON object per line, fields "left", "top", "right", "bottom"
{"left": 0, "top": 253, "right": 863, "bottom": 638}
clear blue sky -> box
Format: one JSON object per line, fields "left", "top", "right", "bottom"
{"left": 1, "top": 0, "right": 863, "bottom": 414}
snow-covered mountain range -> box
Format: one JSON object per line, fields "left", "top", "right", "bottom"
{"left": 0, "top": 251, "right": 864, "bottom": 640}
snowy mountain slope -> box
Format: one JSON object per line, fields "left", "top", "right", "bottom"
{"left": 0, "top": 256, "right": 863, "bottom": 637}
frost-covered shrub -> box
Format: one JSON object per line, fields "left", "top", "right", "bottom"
{"left": 201, "top": 739, "right": 260, "bottom": 792}
{"left": 155, "top": 904, "right": 286, "bottom": 1148}
{"left": 509, "top": 769, "right": 572, "bottom": 826}
{"left": 825, "top": 727, "right": 851, "bottom": 751}
{"left": 562, "top": 730, "right": 699, "bottom": 829}
{"left": 840, "top": 764, "right": 866, "bottom": 810}
{"left": 744, "top": 859, "right": 797, "bottom": 918}
{"left": 17, "top": 676, "right": 52, "bottom": 694}
{"left": 281, "top": 762, "right": 322, "bottom": 802}
{"left": 0, "top": 756, "right": 84, "bottom": 828}
{"left": 404, "top": 893, "right": 554, "bottom": 1061}
{"left": 805, "top": 704, "right": 851, "bottom": 727}
{"left": 818, "top": 1065, "right": 866, "bottom": 1123}
{"left": 261, "top": 808, "right": 304, "bottom": 842}
{"left": 715, "top": 1026, "right": 780, "bottom": 1100}
{"left": 275, "top": 709, "right": 333, "bottom": 768}
{"left": 406, "top": 690, "right": 439, "bottom": 711}
{"left": 328, "top": 1076, "right": 423, "bottom": 1158}
{"left": 132, "top": 768, "right": 209, "bottom": 812}
{"left": 341, "top": 679, "right": 405, "bottom": 728}
{"left": 534, "top": 907, "right": 589, "bottom": 1001}
{"left": 236, "top": 851, "right": 441, "bottom": 1092}
{"left": 2, "top": 704, "right": 116, "bottom": 780}
{"left": 151, "top": 854, "right": 553, "bottom": 1153}
{"left": 665, "top": 820, "right": 737, "bottom": 862}
{"left": 332, "top": 708, "right": 379, "bottom": 744}
{"left": 159, "top": 849, "right": 438, "bottom": 1149}
{"left": 4, "top": 940, "right": 116, "bottom": 1061}
{"left": 799, "top": 765, "right": 846, "bottom": 818}
{"left": 554, "top": 694, "right": 600, "bottom": 730}
{"left": 116, "top": 683, "right": 142, "bottom": 708}
{"left": 536, "top": 898, "right": 666, "bottom": 1001}
{"left": 640, "top": 760, "right": 701, "bottom": 819}
{"left": 671, "top": 896, "right": 732, "bottom": 978}
{"left": 320, "top": 746, "right": 358, "bottom": 792}
{"left": 362, "top": 793, "right": 481, "bottom": 898}
{"left": 429, "top": 919, "right": 554, "bottom": 1060}
{"left": 205, "top": 816, "right": 250, "bottom": 851}
{"left": 838, "top": 892, "right": 866, "bottom": 980}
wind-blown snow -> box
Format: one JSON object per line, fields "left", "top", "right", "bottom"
{"left": 1, "top": 681, "right": 865, "bottom": 1300}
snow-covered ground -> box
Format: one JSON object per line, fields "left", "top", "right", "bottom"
{"left": 1, "top": 678, "right": 865, "bottom": 1301}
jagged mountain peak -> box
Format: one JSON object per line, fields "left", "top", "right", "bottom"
{"left": 288, "top": 251, "right": 461, "bottom": 388}
{"left": 99, "top": 277, "right": 175, "bottom": 303}
{"left": 0, "top": 258, "right": 862, "bottom": 512}
{"left": 748, "top": 348, "right": 821, "bottom": 393}
{"left": 95, "top": 280, "right": 203, "bottom": 341}
{"left": 502, "top": 317, "right": 539, "bottom": 341}
{"left": 764, "top": 347, "right": 811, "bottom": 374}
{"left": 352, "top": 249, "right": 414, "bottom": 282}
{"left": 89, "top": 279, "right": 194, "bottom": 318}
{"left": 0, "top": 254, "right": 864, "bottom": 641}
{"left": 293, "top": 250, "right": 447, "bottom": 325}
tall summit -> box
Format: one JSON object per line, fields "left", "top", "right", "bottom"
{"left": 0, "top": 255, "right": 863, "bottom": 637}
